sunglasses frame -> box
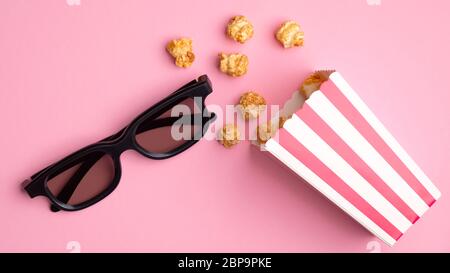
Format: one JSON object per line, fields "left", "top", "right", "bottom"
{"left": 23, "top": 75, "right": 216, "bottom": 212}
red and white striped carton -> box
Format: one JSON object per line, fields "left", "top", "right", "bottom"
{"left": 263, "top": 71, "right": 441, "bottom": 246}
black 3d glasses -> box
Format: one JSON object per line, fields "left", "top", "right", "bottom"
{"left": 23, "top": 75, "right": 216, "bottom": 212}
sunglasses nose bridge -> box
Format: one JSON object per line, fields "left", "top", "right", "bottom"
{"left": 118, "top": 140, "right": 129, "bottom": 154}
{"left": 108, "top": 132, "right": 135, "bottom": 156}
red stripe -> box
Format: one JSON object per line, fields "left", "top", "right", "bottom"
{"left": 320, "top": 81, "right": 435, "bottom": 206}
{"left": 299, "top": 104, "right": 419, "bottom": 223}
{"left": 278, "top": 128, "right": 403, "bottom": 240}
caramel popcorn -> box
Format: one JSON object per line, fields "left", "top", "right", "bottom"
{"left": 226, "top": 15, "right": 254, "bottom": 44}
{"left": 300, "top": 72, "right": 328, "bottom": 99}
{"left": 275, "top": 21, "right": 304, "bottom": 48}
{"left": 278, "top": 115, "right": 290, "bottom": 128}
{"left": 218, "top": 124, "right": 241, "bottom": 148}
{"left": 238, "top": 91, "right": 266, "bottom": 120}
{"left": 219, "top": 53, "right": 249, "bottom": 77}
{"left": 166, "top": 38, "right": 195, "bottom": 68}
{"left": 257, "top": 121, "right": 277, "bottom": 144}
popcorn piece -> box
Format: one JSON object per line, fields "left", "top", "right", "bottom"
{"left": 300, "top": 72, "right": 328, "bottom": 99}
{"left": 238, "top": 91, "right": 266, "bottom": 120}
{"left": 278, "top": 115, "right": 290, "bottom": 128}
{"left": 227, "top": 15, "right": 254, "bottom": 44}
{"left": 219, "top": 53, "right": 249, "bottom": 77}
{"left": 218, "top": 124, "right": 241, "bottom": 148}
{"left": 275, "top": 20, "right": 304, "bottom": 48}
{"left": 166, "top": 38, "right": 195, "bottom": 68}
{"left": 257, "top": 121, "right": 277, "bottom": 144}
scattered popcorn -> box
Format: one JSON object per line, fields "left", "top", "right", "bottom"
{"left": 166, "top": 38, "right": 195, "bottom": 68}
{"left": 227, "top": 15, "right": 254, "bottom": 44}
{"left": 219, "top": 53, "right": 249, "bottom": 77}
{"left": 218, "top": 124, "right": 241, "bottom": 148}
{"left": 300, "top": 71, "right": 328, "bottom": 99}
{"left": 257, "top": 121, "right": 277, "bottom": 144}
{"left": 238, "top": 91, "right": 266, "bottom": 120}
{"left": 275, "top": 20, "right": 304, "bottom": 48}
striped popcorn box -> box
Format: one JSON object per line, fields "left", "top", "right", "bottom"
{"left": 263, "top": 71, "right": 441, "bottom": 246}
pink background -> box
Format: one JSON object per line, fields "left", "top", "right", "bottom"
{"left": 1, "top": 0, "right": 449, "bottom": 252}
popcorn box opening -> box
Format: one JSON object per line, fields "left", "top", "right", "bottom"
{"left": 259, "top": 71, "right": 441, "bottom": 246}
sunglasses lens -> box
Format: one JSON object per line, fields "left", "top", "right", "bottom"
{"left": 46, "top": 151, "right": 115, "bottom": 207}
{"left": 135, "top": 97, "right": 204, "bottom": 154}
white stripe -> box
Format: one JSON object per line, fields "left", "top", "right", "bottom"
{"left": 285, "top": 116, "right": 411, "bottom": 232}
{"left": 330, "top": 72, "right": 441, "bottom": 200}
{"left": 307, "top": 92, "right": 429, "bottom": 216}
{"left": 265, "top": 138, "right": 397, "bottom": 246}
